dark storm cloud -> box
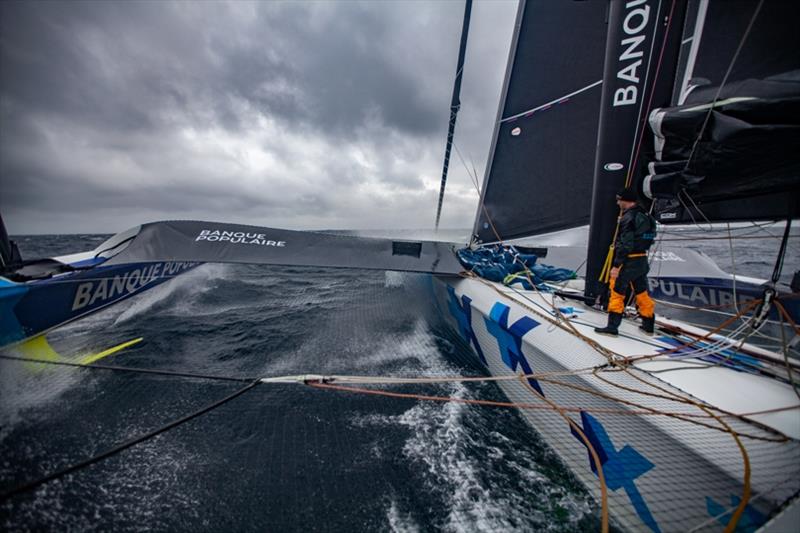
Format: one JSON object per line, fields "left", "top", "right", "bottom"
{"left": 1, "top": 1, "right": 450, "bottom": 136}
{"left": 0, "top": 0, "right": 517, "bottom": 234}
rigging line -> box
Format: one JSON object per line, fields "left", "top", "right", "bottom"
{"left": 517, "top": 377, "right": 610, "bottom": 533}
{"left": 258, "top": 375, "right": 800, "bottom": 424}
{"left": 453, "top": 143, "right": 481, "bottom": 193}
{"left": 777, "top": 303, "right": 800, "bottom": 401}
{"left": 626, "top": 359, "right": 770, "bottom": 437}
{"left": 727, "top": 223, "right": 744, "bottom": 317}
{"left": 452, "top": 141, "right": 507, "bottom": 244}
{"left": 0, "top": 380, "right": 260, "bottom": 501}
{"left": 656, "top": 234, "right": 800, "bottom": 242}
{"left": 524, "top": 272, "right": 768, "bottom": 364}
{"left": 0, "top": 354, "right": 254, "bottom": 383}
{"left": 654, "top": 318, "right": 758, "bottom": 363}
{"left": 11, "top": 347, "right": 792, "bottom": 421}
{"left": 775, "top": 300, "right": 800, "bottom": 336}
{"left": 654, "top": 310, "right": 792, "bottom": 351}
{"left": 684, "top": 0, "right": 764, "bottom": 172}
{"left": 656, "top": 324, "right": 752, "bottom": 362}
{"left": 678, "top": 190, "right": 714, "bottom": 232}
{"left": 624, "top": 366, "right": 755, "bottom": 533}
{"left": 660, "top": 220, "right": 778, "bottom": 234}
{"left": 771, "top": 219, "right": 792, "bottom": 284}
{"left": 305, "top": 380, "right": 732, "bottom": 420}
{"left": 648, "top": 330, "right": 783, "bottom": 372}
{"left": 628, "top": 298, "right": 762, "bottom": 363}
{"left": 653, "top": 318, "right": 800, "bottom": 370}
{"left": 499, "top": 79, "right": 602, "bottom": 123}
{"left": 451, "top": 141, "right": 507, "bottom": 245}
{"left": 627, "top": 0, "right": 674, "bottom": 185}
{"left": 688, "top": 477, "right": 800, "bottom": 533}
{"left": 677, "top": 0, "right": 709, "bottom": 105}
{"left": 719, "top": 430, "right": 756, "bottom": 533}
{"left": 546, "top": 371, "right": 789, "bottom": 441}
{"left": 682, "top": 189, "right": 714, "bottom": 225}
{"left": 662, "top": 230, "right": 784, "bottom": 240}
{"left": 475, "top": 273, "right": 623, "bottom": 363}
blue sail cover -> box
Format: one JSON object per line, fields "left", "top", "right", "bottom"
{"left": 456, "top": 246, "right": 575, "bottom": 290}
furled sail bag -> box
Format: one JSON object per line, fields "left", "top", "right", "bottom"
{"left": 645, "top": 71, "right": 800, "bottom": 222}
{"left": 456, "top": 246, "right": 576, "bottom": 290}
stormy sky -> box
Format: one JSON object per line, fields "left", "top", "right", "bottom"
{"left": 0, "top": 1, "right": 517, "bottom": 235}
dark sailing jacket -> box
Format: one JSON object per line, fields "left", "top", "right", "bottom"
{"left": 613, "top": 205, "right": 656, "bottom": 267}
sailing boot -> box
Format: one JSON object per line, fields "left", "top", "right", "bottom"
{"left": 634, "top": 291, "right": 655, "bottom": 335}
{"left": 640, "top": 314, "right": 655, "bottom": 335}
{"left": 594, "top": 312, "right": 622, "bottom": 336}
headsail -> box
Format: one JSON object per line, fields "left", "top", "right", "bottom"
{"left": 472, "top": 0, "right": 607, "bottom": 243}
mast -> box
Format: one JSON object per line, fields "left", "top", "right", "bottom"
{"left": 584, "top": 0, "right": 687, "bottom": 302}
{"left": 434, "top": 0, "right": 472, "bottom": 232}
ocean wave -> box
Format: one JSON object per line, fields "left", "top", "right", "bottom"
{"left": 112, "top": 264, "right": 229, "bottom": 325}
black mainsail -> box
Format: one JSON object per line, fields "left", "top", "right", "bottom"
{"left": 472, "top": 0, "right": 608, "bottom": 243}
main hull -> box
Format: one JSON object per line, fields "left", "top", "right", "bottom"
{"left": 432, "top": 275, "right": 800, "bottom": 532}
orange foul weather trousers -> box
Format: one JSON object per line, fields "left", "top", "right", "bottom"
{"left": 608, "top": 255, "right": 655, "bottom": 317}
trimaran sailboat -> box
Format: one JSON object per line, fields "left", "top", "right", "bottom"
{"left": 2, "top": 0, "right": 799, "bottom": 531}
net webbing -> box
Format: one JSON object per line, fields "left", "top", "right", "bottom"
{"left": 2, "top": 256, "right": 798, "bottom": 531}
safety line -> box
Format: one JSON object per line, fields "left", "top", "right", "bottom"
{"left": 0, "top": 354, "right": 253, "bottom": 383}
{"left": 0, "top": 380, "right": 260, "bottom": 501}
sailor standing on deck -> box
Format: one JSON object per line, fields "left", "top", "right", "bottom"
{"left": 595, "top": 187, "right": 657, "bottom": 336}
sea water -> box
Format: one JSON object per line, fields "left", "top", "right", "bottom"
{"left": 1, "top": 227, "right": 797, "bottom": 532}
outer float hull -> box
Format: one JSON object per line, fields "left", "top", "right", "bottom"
{"left": 0, "top": 261, "right": 199, "bottom": 347}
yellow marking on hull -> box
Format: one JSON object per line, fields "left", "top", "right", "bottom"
{"left": 17, "top": 335, "right": 60, "bottom": 370}
{"left": 15, "top": 335, "right": 143, "bottom": 369}
{"left": 79, "top": 338, "right": 143, "bottom": 365}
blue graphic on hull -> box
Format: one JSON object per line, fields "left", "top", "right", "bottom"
{"left": 571, "top": 411, "right": 660, "bottom": 533}
{"left": 484, "top": 302, "right": 543, "bottom": 396}
{"left": 446, "top": 286, "right": 487, "bottom": 364}
{"left": 0, "top": 281, "right": 30, "bottom": 346}
{"left": 706, "top": 495, "right": 766, "bottom": 532}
